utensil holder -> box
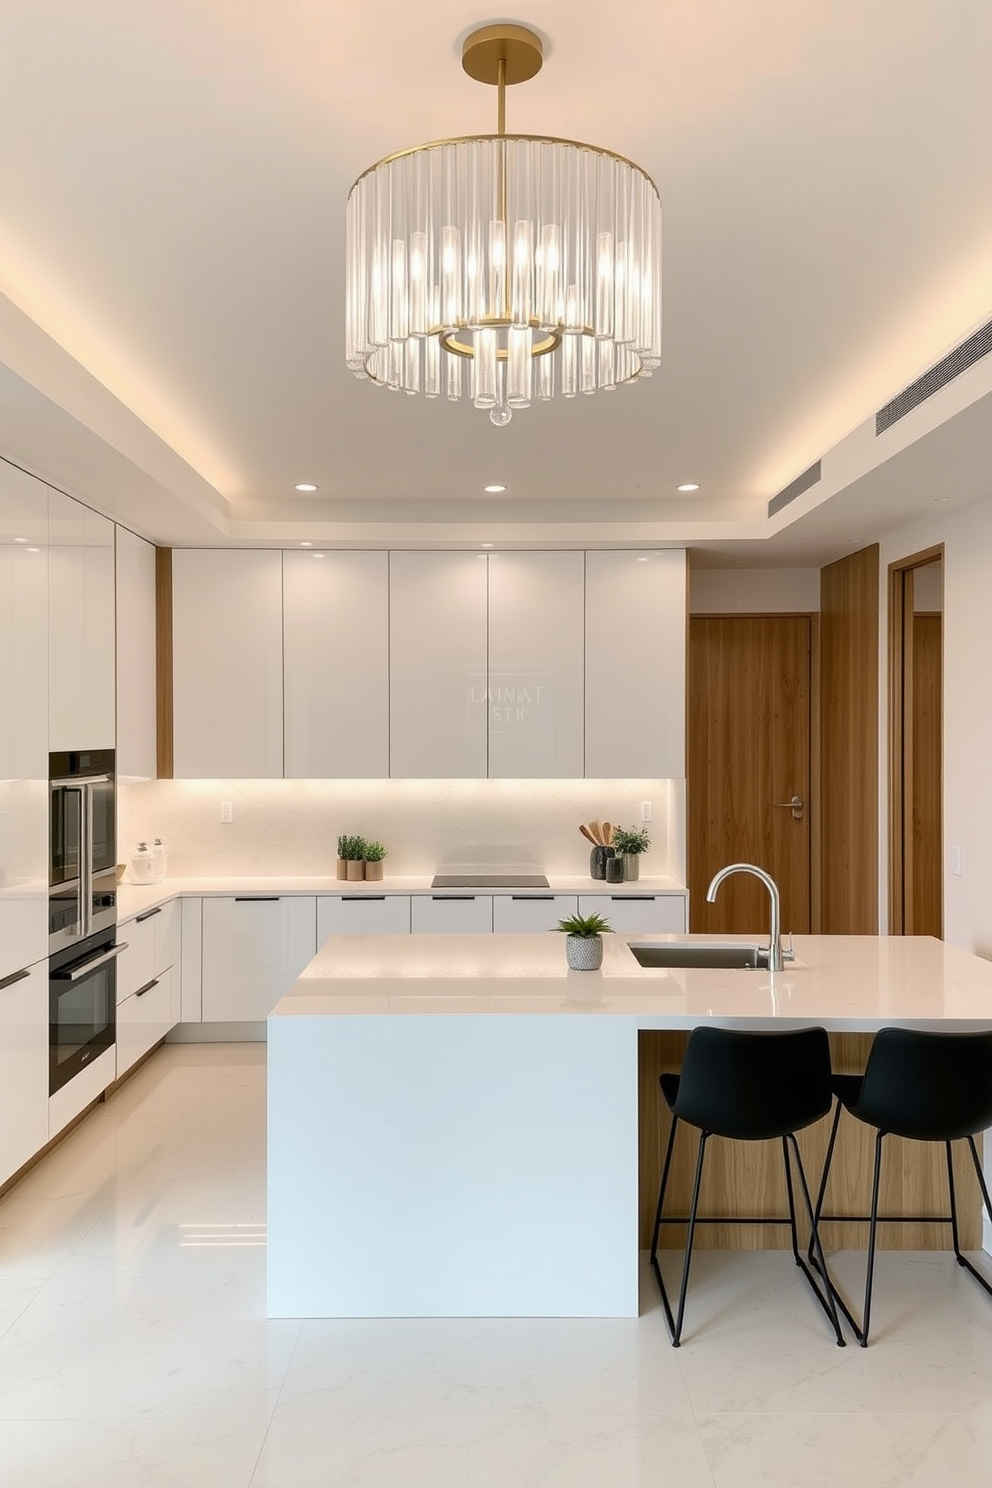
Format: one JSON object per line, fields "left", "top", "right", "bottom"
{"left": 589, "top": 845, "right": 615, "bottom": 880}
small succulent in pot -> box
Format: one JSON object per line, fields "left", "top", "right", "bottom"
{"left": 556, "top": 912, "right": 612, "bottom": 971}
{"left": 612, "top": 825, "right": 651, "bottom": 881}
{"left": 362, "top": 840, "right": 387, "bottom": 881}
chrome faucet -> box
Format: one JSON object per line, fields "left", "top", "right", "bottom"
{"left": 705, "top": 863, "right": 795, "bottom": 972}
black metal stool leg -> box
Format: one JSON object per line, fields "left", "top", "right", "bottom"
{"left": 671, "top": 1131, "right": 709, "bottom": 1348}
{"left": 953, "top": 1136, "right": 992, "bottom": 1302}
{"left": 784, "top": 1133, "right": 846, "bottom": 1347}
{"left": 946, "top": 1140, "right": 964, "bottom": 1262}
{"left": 782, "top": 1135, "right": 802, "bottom": 1265}
{"left": 650, "top": 1114, "right": 681, "bottom": 1340}
{"left": 860, "top": 1129, "right": 886, "bottom": 1347}
{"left": 808, "top": 1099, "right": 843, "bottom": 1267}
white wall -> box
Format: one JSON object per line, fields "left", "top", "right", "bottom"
{"left": 689, "top": 567, "right": 820, "bottom": 613}
{"left": 119, "top": 778, "right": 684, "bottom": 882}
{"left": 879, "top": 493, "right": 992, "bottom": 957}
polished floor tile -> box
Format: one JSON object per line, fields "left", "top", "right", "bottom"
{"left": 1, "top": 1043, "right": 991, "bottom": 1486}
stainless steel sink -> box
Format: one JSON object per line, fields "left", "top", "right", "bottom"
{"left": 628, "top": 942, "right": 768, "bottom": 969}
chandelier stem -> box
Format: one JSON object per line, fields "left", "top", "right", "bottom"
{"left": 497, "top": 55, "right": 506, "bottom": 136}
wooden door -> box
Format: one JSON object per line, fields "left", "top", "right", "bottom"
{"left": 909, "top": 612, "right": 942, "bottom": 936}
{"left": 688, "top": 616, "right": 811, "bottom": 934}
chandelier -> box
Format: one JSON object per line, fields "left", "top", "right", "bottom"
{"left": 345, "top": 24, "right": 662, "bottom": 427}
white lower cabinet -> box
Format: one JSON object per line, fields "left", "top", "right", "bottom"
{"left": 0, "top": 962, "right": 50, "bottom": 1187}
{"left": 578, "top": 894, "right": 687, "bottom": 934}
{"left": 117, "top": 968, "right": 177, "bottom": 1078}
{"left": 201, "top": 897, "right": 317, "bottom": 1022}
{"left": 492, "top": 895, "right": 578, "bottom": 933}
{"left": 318, "top": 895, "right": 411, "bottom": 941}
{"left": 411, "top": 895, "right": 493, "bottom": 934}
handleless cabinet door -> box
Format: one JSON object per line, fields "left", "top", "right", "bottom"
{"left": 0, "top": 962, "right": 49, "bottom": 1186}
{"left": 585, "top": 549, "right": 687, "bottom": 778}
{"left": 173, "top": 550, "right": 283, "bottom": 778}
{"left": 0, "top": 462, "right": 49, "bottom": 980}
{"left": 115, "top": 528, "right": 157, "bottom": 780}
{"left": 284, "top": 551, "right": 388, "bottom": 778}
{"left": 487, "top": 551, "right": 585, "bottom": 778}
{"left": 48, "top": 491, "right": 116, "bottom": 751}
{"left": 201, "top": 896, "right": 317, "bottom": 1022}
{"left": 389, "top": 552, "right": 488, "bottom": 779}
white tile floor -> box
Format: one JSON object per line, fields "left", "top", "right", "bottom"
{"left": 1, "top": 1044, "right": 992, "bottom": 1486}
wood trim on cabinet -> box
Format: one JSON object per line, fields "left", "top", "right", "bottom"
{"left": 155, "top": 546, "right": 174, "bottom": 779}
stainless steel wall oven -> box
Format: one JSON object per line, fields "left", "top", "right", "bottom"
{"left": 49, "top": 929, "right": 124, "bottom": 1094}
{"left": 49, "top": 749, "right": 117, "bottom": 951}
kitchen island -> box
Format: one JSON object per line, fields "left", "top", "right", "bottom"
{"left": 267, "top": 933, "right": 992, "bottom": 1319}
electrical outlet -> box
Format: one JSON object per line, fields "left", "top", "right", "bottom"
{"left": 951, "top": 845, "right": 963, "bottom": 876}
{"left": 220, "top": 802, "right": 234, "bottom": 824}
{"left": 640, "top": 800, "right": 653, "bottom": 823}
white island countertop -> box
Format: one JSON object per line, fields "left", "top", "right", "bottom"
{"left": 273, "top": 932, "right": 992, "bottom": 1030}
{"left": 267, "top": 931, "right": 992, "bottom": 1321}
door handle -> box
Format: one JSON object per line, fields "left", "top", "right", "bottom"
{"left": 774, "top": 794, "right": 805, "bottom": 820}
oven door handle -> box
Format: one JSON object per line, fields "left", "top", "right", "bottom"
{"left": 54, "top": 942, "right": 129, "bottom": 982}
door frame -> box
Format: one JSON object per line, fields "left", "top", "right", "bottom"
{"left": 887, "top": 545, "right": 944, "bottom": 935}
{"left": 688, "top": 612, "right": 821, "bottom": 932}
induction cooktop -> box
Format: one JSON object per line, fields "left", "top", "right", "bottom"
{"left": 431, "top": 873, "right": 551, "bottom": 889}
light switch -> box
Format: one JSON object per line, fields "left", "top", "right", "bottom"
{"left": 951, "top": 845, "right": 963, "bottom": 876}
{"left": 220, "top": 802, "right": 234, "bottom": 824}
{"left": 641, "top": 800, "right": 653, "bottom": 822}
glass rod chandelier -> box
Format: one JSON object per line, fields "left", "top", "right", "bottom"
{"left": 345, "top": 24, "right": 662, "bottom": 426}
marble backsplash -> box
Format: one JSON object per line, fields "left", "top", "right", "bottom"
{"left": 119, "top": 778, "right": 684, "bottom": 881}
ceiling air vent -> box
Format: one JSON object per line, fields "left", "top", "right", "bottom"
{"left": 876, "top": 318, "right": 992, "bottom": 435}
{"left": 767, "top": 461, "right": 821, "bottom": 518}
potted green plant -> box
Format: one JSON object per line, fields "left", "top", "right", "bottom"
{"left": 556, "top": 911, "right": 612, "bottom": 970}
{"left": 343, "top": 835, "right": 366, "bottom": 881}
{"left": 362, "top": 840, "right": 388, "bottom": 882}
{"left": 612, "top": 825, "right": 651, "bottom": 881}
{"left": 336, "top": 834, "right": 351, "bottom": 881}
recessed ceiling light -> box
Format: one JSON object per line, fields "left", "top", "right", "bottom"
{"left": 484, "top": 484, "right": 506, "bottom": 493}
{"left": 637, "top": 555, "right": 649, "bottom": 562}
{"left": 312, "top": 552, "right": 325, "bottom": 559}
{"left": 295, "top": 482, "right": 319, "bottom": 492}
{"left": 26, "top": 547, "right": 40, "bottom": 553}
{"left": 300, "top": 541, "right": 313, "bottom": 547}
{"left": 14, "top": 537, "right": 27, "bottom": 543}
{"left": 676, "top": 482, "right": 700, "bottom": 493}
{"left": 482, "top": 542, "right": 494, "bottom": 548}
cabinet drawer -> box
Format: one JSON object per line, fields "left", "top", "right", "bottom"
{"left": 578, "top": 895, "right": 687, "bottom": 934}
{"left": 411, "top": 896, "right": 493, "bottom": 934}
{"left": 202, "top": 897, "right": 317, "bottom": 1022}
{"left": 492, "top": 895, "right": 578, "bottom": 933}
{"left": 115, "top": 916, "right": 156, "bottom": 1004}
{"left": 318, "top": 896, "right": 411, "bottom": 941}
{"left": 117, "top": 967, "right": 175, "bottom": 1078}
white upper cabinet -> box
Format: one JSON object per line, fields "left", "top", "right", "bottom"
{"left": 173, "top": 549, "right": 283, "bottom": 778}
{"left": 487, "top": 551, "right": 585, "bottom": 778}
{"left": 389, "top": 551, "right": 488, "bottom": 779}
{"left": 0, "top": 461, "right": 49, "bottom": 979}
{"left": 48, "top": 489, "right": 116, "bottom": 752}
{"left": 284, "top": 551, "right": 389, "bottom": 778}
{"left": 115, "top": 528, "right": 157, "bottom": 780}
{"left": 584, "top": 550, "right": 686, "bottom": 779}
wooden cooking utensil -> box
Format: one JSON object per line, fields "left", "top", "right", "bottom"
{"left": 588, "top": 820, "right": 604, "bottom": 845}
{"left": 579, "top": 824, "right": 598, "bottom": 845}
{"left": 602, "top": 821, "right": 613, "bottom": 845}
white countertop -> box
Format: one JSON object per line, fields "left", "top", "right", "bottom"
{"left": 116, "top": 873, "right": 687, "bottom": 919}
{"left": 271, "top": 932, "right": 992, "bottom": 1030}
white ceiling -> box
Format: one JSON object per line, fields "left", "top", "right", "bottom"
{"left": 1, "top": 0, "right": 991, "bottom": 558}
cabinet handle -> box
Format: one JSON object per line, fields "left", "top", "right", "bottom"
{"left": 511, "top": 895, "right": 553, "bottom": 901}
{"left": 610, "top": 895, "right": 657, "bottom": 901}
{"left": 342, "top": 895, "right": 386, "bottom": 902}
{"left": 234, "top": 896, "right": 280, "bottom": 902}
{"left": 135, "top": 977, "right": 159, "bottom": 998}
{"left": 55, "top": 942, "right": 129, "bottom": 981}
{"left": 136, "top": 906, "right": 163, "bottom": 923}
{"left": 432, "top": 895, "right": 476, "bottom": 901}
{"left": 0, "top": 968, "right": 31, "bottom": 991}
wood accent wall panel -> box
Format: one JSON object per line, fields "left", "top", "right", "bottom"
{"left": 638, "top": 1031, "right": 980, "bottom": 1251}
{"left": 155, "top": 546, "right": 173, "bottom": 779}
{"left": 819, "top": 546, "right": 879, "bottom": 933}
{"left": 911, "top": 613, "right": 943, "bottom": 937}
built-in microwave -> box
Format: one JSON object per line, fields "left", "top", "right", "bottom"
{"left": 49, "top": 749, "right": 117, "bottom": 952}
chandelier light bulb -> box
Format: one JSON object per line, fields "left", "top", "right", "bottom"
{"left": 345, "top": 23, "right": 662, "bottom": 428}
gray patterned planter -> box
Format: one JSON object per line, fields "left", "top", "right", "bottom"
{"left": 566, "top": 935, "right": 604, "bottom": 971}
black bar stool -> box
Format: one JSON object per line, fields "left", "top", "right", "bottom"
{"left": 649, "top": 1025, "right": 845, "bottom": 1348}
{"left": 811, "top": 1027, "right": 992, "bottom": 1346}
